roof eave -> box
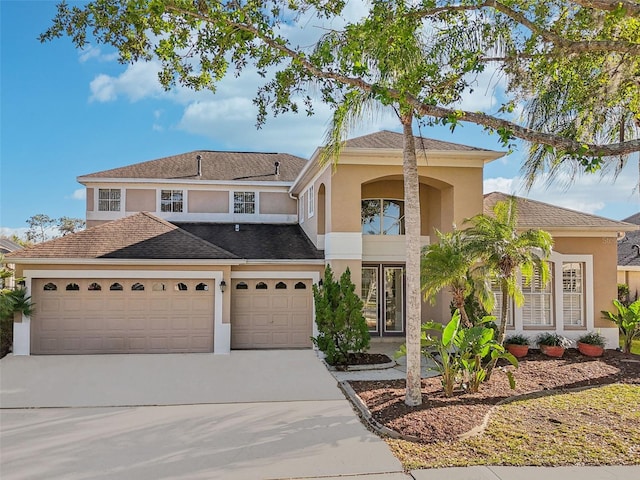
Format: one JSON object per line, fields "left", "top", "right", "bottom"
{"left": 78, "top": 177, "right": 295, "bottom": 187}
{"left": 8, "top": 258, "right": 246, "bottom": 266}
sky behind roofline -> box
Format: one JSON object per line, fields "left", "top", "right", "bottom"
{"left": 1, "top": 0, "right": 638, "bottom": 238}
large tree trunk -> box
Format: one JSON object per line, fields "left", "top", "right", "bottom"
{"left": 401, "top": 112, "right": 422, "bottom": 407}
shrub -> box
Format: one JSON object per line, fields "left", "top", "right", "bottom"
{"left": 312, "top": 266, "right": 369, "bottom": 366}
{"left": 505, "top": 334, "right": 530, "bottom": 346}
{"left": 535, "top": 332, "right": 570, "bottom": 347}
{"left": 577, "top": 331, "right": 606, "bottom": 347}
{"left": 0, "top": 288, "right": 35, "bottom": 358}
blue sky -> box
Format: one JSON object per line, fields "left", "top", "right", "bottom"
{"left": 1, "top": 0, "right": 638, "bottom": 237}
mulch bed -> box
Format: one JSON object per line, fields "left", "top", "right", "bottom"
{"left": 329, "top": 352, "right": 393, "bottom": 369}
{"left": 349, "top": 349, "right": 640, "bottom": 443}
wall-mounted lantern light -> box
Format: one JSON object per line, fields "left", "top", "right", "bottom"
{"left": 219, "top": 279, "right": 227, "bottom": 293}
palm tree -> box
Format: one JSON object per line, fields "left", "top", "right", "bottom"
{"left": 464, "top": 197, "right": 553, "bottom": 345}
{"left": 421, "top": 229, "right": 493, "bottom": 328}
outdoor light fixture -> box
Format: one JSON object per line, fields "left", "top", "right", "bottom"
{"left": 219, "top": 279, "right": 227, "bottom": 292}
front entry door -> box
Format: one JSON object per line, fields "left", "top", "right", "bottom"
{"left": 362, "top": 265, "right": 405, "bottom": 336}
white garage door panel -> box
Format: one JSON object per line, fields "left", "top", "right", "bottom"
{"left": 31, "top": 278, "right": 214, "bottom": 355}
{"left": 231, "top": 279, "right": 313, "bottom": 349}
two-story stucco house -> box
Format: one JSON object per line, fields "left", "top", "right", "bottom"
{"left": 6, "top": 131, "right": 634, "bottom": 355}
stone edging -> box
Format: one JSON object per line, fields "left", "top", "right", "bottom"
{"left": 324, "top": 359, "right": 397, "bottom": 371}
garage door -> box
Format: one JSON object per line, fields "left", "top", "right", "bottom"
{"left": 31, "top": 278, "right": 214, "bottom": 354}
{"left": 231, "top": 279, "right": 313, "bottom": 349}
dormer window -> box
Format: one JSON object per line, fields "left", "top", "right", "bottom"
{"left": 362, "top": 199, "right": 405, "bottom": 235}
{"left": 98, "top": 189, "right": 121, "bottom": 212}
{"left": 161, "top": 190, "right": 183, "bottom": 212}
{"left": 234, "top": 192, "right": 255, "bottom": 214}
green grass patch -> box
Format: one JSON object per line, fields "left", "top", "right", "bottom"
{"left": 387, "top": 384, "right": 640, "bottom": 469}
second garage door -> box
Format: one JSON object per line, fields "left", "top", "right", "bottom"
{"left": 231, "top": 279, "right": 313, "bottom": 349}
{"left": 31, "top": 278, "right": 214, "bottom": 354}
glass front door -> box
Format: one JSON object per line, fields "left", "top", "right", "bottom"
{"left": 361, "top": 265, "right": 405, "bottom": 336}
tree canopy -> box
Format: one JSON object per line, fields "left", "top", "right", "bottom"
{"left": 42, "top": 0, "right": 639, "bottom": 183}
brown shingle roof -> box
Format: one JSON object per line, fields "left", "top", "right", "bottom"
{"left": 483, "top": 192, "right": 636, "bottom": 231}
{"left": 5, "top": 213, "right": 238, "bottom": 260}
{"left": 79, "top": 151, "right": 307, "bottom": 182}
{"left": 344, "top": 130, "right": 491, "bottom": 151}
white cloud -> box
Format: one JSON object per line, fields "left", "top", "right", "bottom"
{"left": 79, "top": 45, "right": 118, "bottom": 63}
{"left": 484, "top": 161, "right": 640, "bottom": 218}
{"left": 0, "top": 227, "right": 28, "bottom": 238}
{"left": 67, "top": 189, "right": 86, "bottom": 201}
{"left": 89, "top": 62, "right": 164, "bottom": 103}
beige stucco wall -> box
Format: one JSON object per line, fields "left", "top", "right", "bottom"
{"left": 86, "top": 188, "right": 94, "bottom": 212}
{"left": 328, "top": 163, "right": 483, "bottom": 234}
{"left": 259, "top": 192, "right": 296, "bottom": 215}
{"left": 188, "top": 190, "right": 229, "bottom": 213}
{"left": 125, "top": 189, "right": 156, "bottom": 212}
{"left": 554, "top": 236, "right": 618, "bottom": 328}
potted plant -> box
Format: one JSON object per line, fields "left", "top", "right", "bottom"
{"left": 577, "top": 331, "right": 606, "bottom": 357}
{"left": 536, "top": 332, "right": 570, "bottom": 358}
{"left": 504, "top": 334, "right": 530, "bottom": 358}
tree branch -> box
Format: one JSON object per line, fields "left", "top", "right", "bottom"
{"left": 166, "top": 3, "right": 640, "bottom": 158}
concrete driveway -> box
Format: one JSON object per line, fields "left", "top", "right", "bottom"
{"left": 0, "top": 351, "right": 405, "bottom": 479}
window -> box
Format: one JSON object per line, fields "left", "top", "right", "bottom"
{"left": 361, "top": 199, "right": 405, "bottom": 235}
{"left": 236, "top": 282, "right": 248, "bottom": 290}
{"left": 256, "top": 282, "right": 268, "bottom": 290}
{"left": 294, "top": 282, "right": 307, "bottom": 290}
{"left": 43, "top": 282, "right": 57, "bottom": 291}
{"left": 110, "top": 282, "right": 123, "bottom": 291}
{"left": 299, "top": 192, "right": 305, "bottom": 223}
{"left": 66, "top": 283, "right": 80, "bottom": 291}
{"left": 563, "top": 262, "right": 584, "bottom": 327}
{"left": 275, "top": 281, "right": 287, "bottom": 289}
{"left": 523, "top": 266, "right": 553, "bottom": 327}
{"left": 195, "top": 282, "right": 209, "bottom": 291}
{"left": 88, "top": 282, "right": 102, "bottom": 291}
{"left": 490, "top": 280, "right": 514, "bottom": 327}
{"left": 152, "top": 283, "right": 166, "bottom": 292}
{"left": 161, "top": 190, "right": 183, "bottom": 212}
{"left": 234, "top": 192, "right": 255, "bottom": 214}
{"left": 307, "top": 185, "right": 314, "bottom": 218}
{"left": 175, "top": 282, "right": 188, "bottom": 291}
{"left": 98, "top": 189, "right": 121, "bottom": 212}
{"left": 131, "top": 282, "right": 145, "bottom": 291}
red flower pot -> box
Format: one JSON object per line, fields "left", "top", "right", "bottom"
{"left": 540, "top": 345, "right": 565, "bottom": 358}
{"left": 577, "top": 342, "right": 604, "bottom": 357}
{"left": 506, "top": 344, "right": 529, "bottom": 358}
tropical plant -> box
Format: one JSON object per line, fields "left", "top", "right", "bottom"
{"left": 505, "top": 334, "right": 530, "bottom": 346}
{"left": 602, "top": 299, "right": 640, "bottom": 354}
{"left": 535, "top": 332, "right": 571, "bottom": 348}
{"left": 396, "top": 310, "right": 517, "bottom": 397}
{"left": 422, "top": 229, "right": 493, "bottom": 328}
{"left": 465, "top": 197, "right": 553, "bottom": 346}
{"left": 577, "top": 331, "right": 606, "bottom": 347}
{"left": 312, "top": 266, "right": 369, "bottom": 366}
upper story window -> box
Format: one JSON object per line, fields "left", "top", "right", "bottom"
{"left": 307, "top": 185, "right": 314, "bottom": 218}
{"left": 98, "top": 188, "right": 121, "bottom": 212}
{"left": 234, "top": 192, "right": 255, "bottom": 214}
{"left": 361, "top": 199, "right": 405, "bottom": 235}
{"left": 161, "top": 190, "right": 183, "bottom": 212}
